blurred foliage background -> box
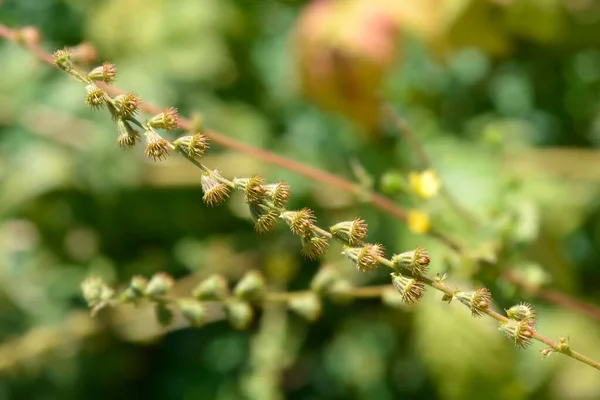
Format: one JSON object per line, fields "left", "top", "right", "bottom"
{"left": 1, "top": 0, "right": 600, "bottom": 399}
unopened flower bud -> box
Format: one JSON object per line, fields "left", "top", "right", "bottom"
{"left": 281, "top": 208, "right": 315, "bottom": 236}
{"left": 84, "top": 85, "right": 106, "bottom": 109}
{"left": 53, "top": 48, "right": 72, "bottom": 72}
{"left": 499, "top": 319, "right": 535, "bottom": 349}
{"left": 506, "top": 302, "right": 536, "bottom": 322}
{"left": 264, "top": 181, "right": 291, "bottom": 208}
{"left": 224, "top": 300, "right": 254, "bottom": 330}
{"left": 233, "top": 270, "right": 266, "bottom": 302}
{"left": 391, "top": 245, "right": 430, "bottom": 275}
{"left": 249, "top": 204, "right": 279, "bottom": 234}
{"left": 234, "top": 175, "right": 267, "bottom": 205}
{"left": 178, "top": 299, "right": 206, "bottom": 327}
{"left": 342, "top": 243, "right": 384, "bottom": 273}
{"left": 300, "top": 234, "right": 329, "bottom": 260}
{"left": 144, "top": 273, "right": 174, "bottom": 298}
{"left": 288, "top": 293, "right": 322, "bottom": 321}
{"left": 456, "top": 288, "right": 492, "bottom": 318}
{"left": 193, "top": 274, "right": 229, "bottom": 301}
{"left": 113, "top": 92, "right": 140, "bottom": 120}
{"left": 116, "top": 119, "right": 141, "bottom": 148}
{"left": 201, "top": 170, "right": 230, "bottom": 207}
{"left": 175, "top": 133, "right": 209, "bottom": 159}
{"left": 87, "top": 62, "right": 117, "bottom": 84}
{"left": 144, "top": 130, "right": 171, "bottom": 161}
{"left": 148, "top": 107, "right": 179, "bottom": 131}
{"left": 330, "top": 218, "right": 368, "bottom": 246}
{"left": 390, "top": 273, "right": 425, "bottom": 305}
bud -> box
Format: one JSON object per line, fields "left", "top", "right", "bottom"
{"left": 390, "top": 273, "right": 425, "bottom": 305}
{"left": 87, "top": 62, "right": 117, "bottom": 84}
{"left": 391, "top": 245, "right": 430, "bottom": 275}
{"left": 288, "top": 293, "right": 322, "bottom": 321}
{"left": 53, "top": 48, "right": 72, "bottom": 72}
{"left": 175, "top": 133, "right": 210, "bottom": 160}
{"left": 498, "top": 319, "right": 535, "bottom": 349}
{"left": 264, "top": 181, "right": 291, "bottom": 208}
{"left": 113, "top": 92, "right": 141, "bottom": 120}
{"left": 148, "top": 107, "right": 179, "bottom": 131}
{"left": 192, "top": 274, "right": 229, "bottom": 301}
{"left": 233, "top": 270, "right": 266, "bottom": 302}
{"left": 224, "top": 300, "right": 254, "bottom": 330}
{"left": 310, "top": 265, "right": 340, "bottom": 294}
{"left": 281, "top": 208, "right": 315, "bottom": 236}
{"left": 120, "top": 275, "right": 148, "bottom": 303}
{"left": 144, "top": 130, "right": 171, "bottom": 161}
{"left": 155, "top": 302, "right": 174, "bottom": 327}
{"left": 342, "top": 243, "right": 384, "bottom": 273}
{"left": 201, "top": 170, "right": 231, "bottom": 207}
{"left": 84, "top": 85, "right": 106, "bottom": 109}
{"left": 177, "top": 299, "right": 206, "bottom": 327}
{"left": 144, "top": 273, "right": 174, "bottom": 298}
{"left": 330, "top": 218, "right": 368, "bottom": 246}
{"left": 233, "top": 175, "right": 267, "bottom": 205}
{"left": 506, "top": 302, "right": 536, "bottom": 322}
{"left": 455, "top": 288, "right": 492, "bottom": 318}
{"left": 541, "top": 348, "right": 553, "bottom": 358}
{"left": 249, "top": 204, "right": 279, "bottom": 234}
{"left": 116, "top": 119, "right": 141, "bottom": 148}
{"left": 81, "top": 276, "right": 114, "bottom": 314}
{"left": 300, "top": 234, "right": 329, "bottom": 260}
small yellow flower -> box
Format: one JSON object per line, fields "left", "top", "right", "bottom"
{"left": 408, "top": 210, "right": 431, "bottom": 234}
{"left": 409, "top": 169, "right": 441, "bottom": 199}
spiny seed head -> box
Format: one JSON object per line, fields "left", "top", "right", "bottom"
{"left": 116, "top": 119, "right": 141, "bottom": 148}
{"left": 288, "top": 293, "right": 322, "bottom": 321}
{"left": 144, "top": 130, "right": 171, "bottom": 161}
{"left": 391, "top": 245, "right": 430, "bottom": 275}
{"left": 249, "top": 204, "right": 279, "bottom": 234}
{"left": 53, "top": 48, "right": 72, "bottom": 72}
{"left": 144, "top": 272, "right": 174, "bottom": 298}
{"left": 225, "top": 300, "right": 254, "bottom": 330}
{"left": 177, "top": 299, "right": 206, "bottom": 327}
{"left": 330, "top": 218, "right": 368, "bottom": 246}
{"left": 233, "top": 270, "right": 266, "bottom": 302}
{"left": 506, "top": 302, "right": 536, "bottom": 322}
{"left": 240, "top": 175, "right": 267, "bottom": 205}
{"left": 87, "top": 62, "right": 117, "bottom": 83}
{"left": 342, "top": 243, "right": 385, "bottom": 273}
{"left": 499, "top": 319, "right": 535, "bottom": 349}
{"left": 301, "top": 234, "right": 329, "bottom": 260}
{"left": 113, "top": 92, "right": 141, "bottom": 120}
{"left": 390, "top": 273, "right": 425, "bottom": 305}
{"left": 264, "top": 181, "right": 291, "bottom": 208}
{"left": 176, "top": 133, "right": 209, "bottom": 159}
{"left": 456, "top": 288, "right": 492, "bottom": 318}
{"left": 282, "top": 208, "right": 315, "bottom": 236}
{"left": 84, "top": 85, "right": 106, "bottom": 109}
{"left": 148, "top": 107, "right": 179, "bottom": 131}
{"left": 201, "top": 170, "right": 230, "bottom": 207}
{"left": 192, "top": 274, "right": 229, "bottom": 301}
